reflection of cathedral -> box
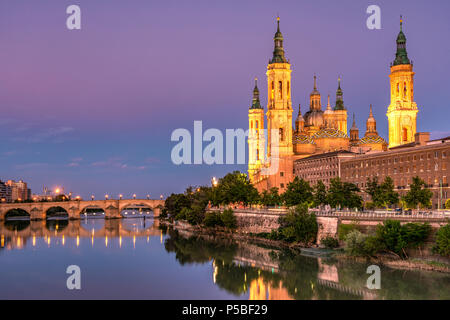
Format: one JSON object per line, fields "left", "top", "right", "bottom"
{"left": 248, "top": 17, "right": 418, "bottom": 192}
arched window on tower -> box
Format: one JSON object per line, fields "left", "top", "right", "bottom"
{"left": 397, "top": 83, "right": 400, "bottom": 96}
{"left": 402, "top": 127, "right": 408, "bottom": 142}
{"left": 255, "top": 121, "right": 259, "bottom": 129}
{"left": 250, "top": 121, "right": 253, "bottom": 129}
{"left": 271, "top": 81, "right": 275, "bottom": 100}
{"left": 287, "top": 81, "right": 290, "bottom": 96}
{"left": 256, "top": 149, "right": 259, "bottom": 161}
{"left": 404, "top": 82, "right": 407, "bottom": 99}
{"left": 279, "top": 128, "right": 284, "bottom": 142}
{"left": 278, "top": 81, "right": 283, "bottom": 99}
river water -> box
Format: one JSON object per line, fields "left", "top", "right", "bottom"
{"left": 0, "top": 217, "right": 448, "bottom": 300}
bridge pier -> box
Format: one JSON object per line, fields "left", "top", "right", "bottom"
{"left": 105, "top": 206, "right": 122, "bottom": 219}
{"left": 30, "top": 210, "right": 45, "bottom": 221}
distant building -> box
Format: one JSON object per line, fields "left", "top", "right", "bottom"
{"left": 5, "top": 180, "right": 30, "bottom": 202}
{"left": 0, "top": 181, "right": 12, "bottom": 203}
{"left": 294, "top": 150, "right": 356, "bottom": 188}
{"left": 341, "top": 134, "right": 450, "bottom": 209}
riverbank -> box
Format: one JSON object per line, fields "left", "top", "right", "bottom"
{"left": 160, "top": 218, "right": 450, "bottom": 274}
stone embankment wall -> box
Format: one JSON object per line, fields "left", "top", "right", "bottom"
{"left": 228, "top": 209, "right": 340, "bottom": 244}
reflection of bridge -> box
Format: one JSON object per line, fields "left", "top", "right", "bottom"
{"left": 0, "top": 219, "right": 163, "bottom": 250}
{"left": 0, "top": 219, "right": 162, "bottom": 238}
{"left": 0, "top": 199, "right": 165, "bottom": 221}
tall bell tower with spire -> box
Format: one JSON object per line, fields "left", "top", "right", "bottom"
{"left": 387, "top": 16, "right": 418, "bottom": 148}
{"left": 266, "top": 17, "right": 293, "bottom": 158}
{"left": 248, "top": 78, "right": 265, "bottom": 180}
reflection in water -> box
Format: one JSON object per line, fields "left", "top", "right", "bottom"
{"left": 0, "top": 219, "right": 449, "bottom": 300}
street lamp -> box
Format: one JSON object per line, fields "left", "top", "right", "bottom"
{"left": 160, "top": 194, "right": 163, "bottom": 200}
{"left": 119, "top": 194, "right": 123, "bottom": 200}
{"left": 105, "top": 194, "right": 109, "bottom": 200}
{"left": 212, "top": 177, "right": 218, "bottom": 187}
{"left": 91, "top": 195, "right": 95, "bottom": 201}
{"left": 133, "top": 194, "right": 136, "bottom": 200}
{"left": 146, "top": 194, "right": 150, "bottom": 200}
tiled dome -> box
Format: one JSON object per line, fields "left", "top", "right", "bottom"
{"left": 312, "top": 128, "right": 349, "bottom": 139}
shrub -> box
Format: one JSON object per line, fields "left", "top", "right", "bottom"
{"left": 364, "top": 235, "right": 384, "bottom": 256}
{"left": 376, "top": 220, "right": 431, "bottom": 257}
{"left": 321, "top": 236, "right": 339, "bottom": 249}
{"left": 338, "top": 223, "right": 359, "bottom": 241}
{"left": 344, "top": 230, "right": 369, "bottom": 256}
{"left": 175, "top": 207, "right": 191, "bottom": 221}
{"left": 221, "top": 209, "right": 237, "bottom": 229}
{"left": 433, "top": 224, "right": 450, "bottom": 257}
{"left": 278, "top": 204, "right": 318, "bottom": 244}
{"left": 203, "top": 212, "right": 224, "bottom": 228}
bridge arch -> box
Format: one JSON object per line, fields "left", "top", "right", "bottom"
{"left": 79, "top": 205, "right": 106, "bottom": 218}
{"left": 45, "top": 206, "right": 69, "bottom": 220}
{"left": 4, "top": 208, "right": 31, "bottom": 220}
{"left": 119, "top": 202, "right": 153, "bottom": 218}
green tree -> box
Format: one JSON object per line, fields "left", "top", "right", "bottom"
{"left": 313, "top": 180, "right": 328, "bottom": 208}
{"left": 445, "top": 199, "right": 450, "bottom": 209}
{"left": 163, "top": 193, "right": 192, "bottom": 218}
{"left": 433, "top": 224, "right": 450, "bottom": 257}
{"left": 278, "top": 204, "right": 318, "bottom": 244}
{"left": 380, "top": 176, "right": 399, "bottom": 208}
{"left": 403, "top": 176, "right": 433, "bottom": 209}
{"left": 375, "top": 220, "right": 431, "bottom": 258}
{"left": 211, "top": 171, "right": 259, "bottom": 206}
{"left": 260, "top": 187, "right": 282, "bottom": 207}
{"left": 221, "top": 209, "right": 237, "bottom": 229}
{"left": 327, "top": 177, "right": 362, "bottom": 210}
{"left": 282, "top": 177, "right": 313, "bottom": 207}
{"left": 365, "top": 177, "right": 382, "bottom": 208}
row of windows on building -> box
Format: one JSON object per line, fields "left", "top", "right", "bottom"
{"left": 341, "top": 151, "right": 448, "bottom": 170}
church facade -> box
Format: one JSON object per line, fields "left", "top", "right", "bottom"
{"left": 248, "top": 17, "right": 417, "bottom": 193}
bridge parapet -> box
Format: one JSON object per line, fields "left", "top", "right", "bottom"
{"left": 0, "top": 199, "right": 165, "bottom": 221}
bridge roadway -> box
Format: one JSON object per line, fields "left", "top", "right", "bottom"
{"left": 0, "top": 199, "right": 165, "bottom": 221}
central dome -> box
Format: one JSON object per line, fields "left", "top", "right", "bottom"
{"left": 304, "top": 110, "right": 324, "bottom": 128}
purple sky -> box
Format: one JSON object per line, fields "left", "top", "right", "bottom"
{"left": 1, "top": 0, "right": 450, "bottom": 199}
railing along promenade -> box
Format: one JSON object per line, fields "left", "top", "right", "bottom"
{"left": 209, "top": 207, "right": 450, "bottom": 223}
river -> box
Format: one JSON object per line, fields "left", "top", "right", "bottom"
{"left": 0, "top": 217, "right": 448, "bottom": 299}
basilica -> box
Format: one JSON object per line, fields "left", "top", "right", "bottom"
{"left": 248, "top": 17, "right": 419, "bottom": 192}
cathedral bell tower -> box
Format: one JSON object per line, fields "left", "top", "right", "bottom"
{"left": 248, "top": 78, "right": 265, "bottom": 180}
{"left": 387, "top": 16, "right": 418, "bottom": 148}
{"left": 266, "top": 17, "right": 293, "bottom": 158}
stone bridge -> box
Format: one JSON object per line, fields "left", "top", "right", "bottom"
{"left": 0, "top": 199, "right": 165, "bottom": 221}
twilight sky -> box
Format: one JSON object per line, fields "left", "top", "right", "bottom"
{"left": 1, "top": 0, "right": 449, "bottom": 199}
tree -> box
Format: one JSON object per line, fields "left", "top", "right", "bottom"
{"left": 380, "top": 176, "right": 399, "bottom": 208}
{"left": 365, "top": 177, "right": 382, "bottom": 208}
{"left": 313, "top": 180, "right": 328, "bottom": 208}
{"left": 278, "top": 204, "right": 318, "bottom": 244}
{"left": 403, "top": 176, "right": 433, "bottom": 209}
{"left": 446, "top": 199, "right": 450, "bottom": 210}
{"left": 375, "top": 220, "right": 431, "bottom": 258}
{"left": 211, "top": 171, "right": 259, "bottom": 206}
{"left": 327, "top": 177, "right": 362, "bottom": 210}
{"left": 261, "top": 187, "right": 282, "bottom": 207}
{"left": 163, "top": 193, "right": 191, "bottom": 217}
{"left": 433, "top": 224, "right": 450, "bottom": 257}
{"left": 282, "top": 177, "right": 313, "bottom": 207}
